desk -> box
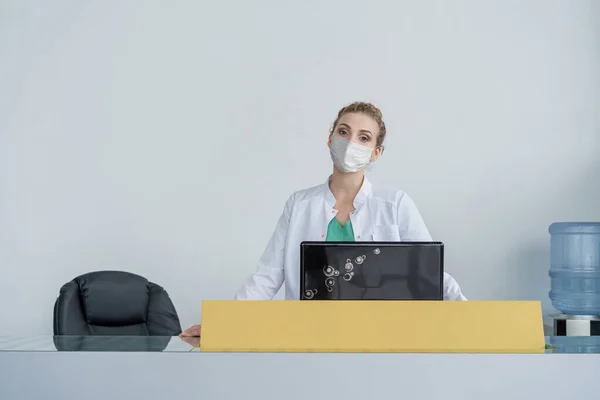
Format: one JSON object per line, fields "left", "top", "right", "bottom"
{"left": 1, "top": 336, "right": 599, "bottom": 400}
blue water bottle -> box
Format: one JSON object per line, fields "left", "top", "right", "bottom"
{"left": 549, "top": 222, "right": 600, "bottom": 315}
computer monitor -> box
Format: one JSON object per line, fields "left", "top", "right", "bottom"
{"left": 300, "top": 241, "right": 443, "bottom": 300}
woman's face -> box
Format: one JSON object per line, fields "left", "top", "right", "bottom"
{"left": 328, "top": 112, "right": 383, "bottom": 162}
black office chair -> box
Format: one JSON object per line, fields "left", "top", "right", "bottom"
{"left": 53, "top": 271, "right": 182, "bottom": 336}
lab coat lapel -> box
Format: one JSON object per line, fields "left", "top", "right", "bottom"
{"left": 350, "top": 176, "right": 373, "bottom": 241}
{"left": 322, "top": 177, "right": 337, "bottom": 241}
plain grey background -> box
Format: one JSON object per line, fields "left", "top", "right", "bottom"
{"left": 0, "top": 0, "right": 599, "bottom": 334}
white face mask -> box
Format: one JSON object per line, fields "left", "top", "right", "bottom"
{"left": 329, "top": 135, "right": 375, "bottom": 173}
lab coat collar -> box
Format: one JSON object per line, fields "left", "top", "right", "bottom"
{"left": 324, "top": 174, "right": 372, "bottom": 210}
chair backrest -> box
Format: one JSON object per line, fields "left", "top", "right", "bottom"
{"left": 53, "top": 271, "right": 182, "bottom": 336}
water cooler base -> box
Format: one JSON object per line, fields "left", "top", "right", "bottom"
{"left": 552, "top": 314, "right": 600, "bottom": 336}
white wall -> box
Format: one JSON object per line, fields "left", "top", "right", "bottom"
{"left": 0, "top": 0, "right": 598, "bottom": 335}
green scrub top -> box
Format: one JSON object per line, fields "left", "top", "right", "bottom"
{"left": 325, "top": 217, "right": 355, "bottom": 242}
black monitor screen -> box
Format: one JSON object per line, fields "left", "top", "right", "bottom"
{"left": 300, "top": 242, "right": 443, "bottom": 300}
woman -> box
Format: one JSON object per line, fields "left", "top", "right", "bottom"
{"left": 180, "top": 102, "right": 466, "bottom": 337}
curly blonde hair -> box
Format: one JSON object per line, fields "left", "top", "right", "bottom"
{"left": 331, "top": 102, "right": 387, "bottom": 148}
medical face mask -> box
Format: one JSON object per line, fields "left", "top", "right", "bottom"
{"left": 329, "top": 135, "right": 376, "bottom": 173}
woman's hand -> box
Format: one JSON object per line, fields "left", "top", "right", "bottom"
{"left": 179, "top": 324, "right": 201, "bottom": 337}
{"left": 180, "top": 335, "right": 200, "bottom": 348}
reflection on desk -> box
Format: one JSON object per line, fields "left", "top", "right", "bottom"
{"left": 0, "top": 336, "right": 198, "bottom": 352}
{"left": 547, "top": 336, "right": 600, "bottom": 353}
{"left": 1, "top": 335, "right": 600, "bottom": 353}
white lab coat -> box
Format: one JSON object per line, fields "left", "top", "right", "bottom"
{"left": 235, "top": 176, "right": 467, "bottom": 301}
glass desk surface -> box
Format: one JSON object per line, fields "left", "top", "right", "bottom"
{"left": 0, "top": 335, "right": 200, "bottom": 352}
{"left": 0, "top": 335, "right": 599, "bottom": 353}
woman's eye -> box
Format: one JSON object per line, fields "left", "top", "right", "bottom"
{"left": 359, "top": 136, "right": 369, "bottom": 142}
{"left": 339, "top": 129, "right": 348, "bottom": 135}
